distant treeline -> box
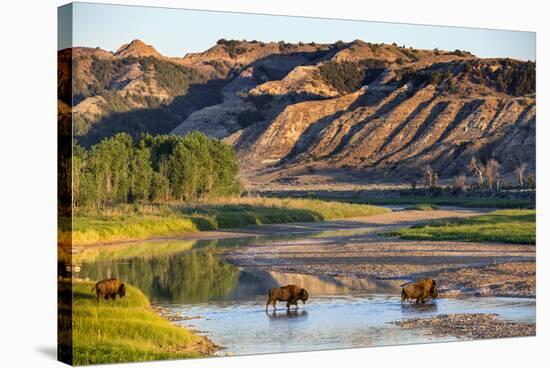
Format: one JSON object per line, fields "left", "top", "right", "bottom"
{"left": 73, "top": 132, "right": 241, "bottom": 207}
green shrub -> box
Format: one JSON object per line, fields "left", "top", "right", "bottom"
{"left": 319, "top": 61, "right": 365, "bottom": 94}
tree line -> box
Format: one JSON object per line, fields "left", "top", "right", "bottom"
{"left": 416, "top": 157, "right": 534, "bottom": 192}
{"left": 73, "top": 132, "right": 241, "bottom": 208}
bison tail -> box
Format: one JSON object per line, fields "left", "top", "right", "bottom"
{"left": 91, "top": 286, "right": 96, "bottom": 292}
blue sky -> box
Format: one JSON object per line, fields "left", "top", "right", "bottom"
{"left": 63, "top": 2, "right": 536, "bottom": 61}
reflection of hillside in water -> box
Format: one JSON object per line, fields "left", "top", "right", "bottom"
{"left": 77, "top": 231, "right": 405, "bottom": 306}
{"left": 230, "top": 269, "right": 402, "bottom": 299}
{"left": 79, "top": 250, "right": 240, "bottom": 304}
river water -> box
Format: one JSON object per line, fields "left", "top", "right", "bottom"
{"left": 77, "top": 230, "right": 536, "bottom": 356}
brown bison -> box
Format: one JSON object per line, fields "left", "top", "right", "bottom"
{"left": 91, "top": 278, "right": 126, "bottom": 302}
{"left": 401, "top": 279, "right": 438, "bottom": 304}
{"left": 266, "top": 285, "right": 309, "bottom": 312}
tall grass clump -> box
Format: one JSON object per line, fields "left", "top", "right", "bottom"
{"left": 59, "top": 280, "right": 211, "bottom": 365}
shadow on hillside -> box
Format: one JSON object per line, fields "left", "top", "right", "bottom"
{"left": 79, "top": 78, "right": 227, "bottom": 147}
{"left": 76, "top": 48, "right": 336, "bottom": 147}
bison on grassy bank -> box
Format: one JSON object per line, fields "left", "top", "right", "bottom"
{"left": 401, "top": 279, "right": 438, "bottom": 304}
{"left": 266, "top": 285, "right": 309, "bottom": 312}
{"left": 91, "top": 278, "right": 126, "bottom": 302}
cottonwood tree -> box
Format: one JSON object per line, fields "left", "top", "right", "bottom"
{"left": 423, "top": 164, "right": 434, "bottom": 188}
{"left": 72, "top": 132, "right": 241, "bottom": 207}
{"left": 431, "top": 173, "right": 439, "bottom": 188}
{"left": 515, "top": 162, "right": 527, "bottom": 188}
{"left": 469, "top": 156, "right": 485, "bottom": 187}
{"left": 453, "top": 174, "right": 467, "bottom": 192}
{"left": 485, "top": 159, "right": 501, "bottom": 190}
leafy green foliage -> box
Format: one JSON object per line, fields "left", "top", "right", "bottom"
{"left": 494, "top": 60, "right": 536, "bottom": 96}
{"left": 450, "top": 49, "right": 471, "bottom": 57}
{"left": 216, "top": 39, "right": 249, "bottom": 57}
{"left": 73, "top": 132, "right": 241, "bottom": 207}
{"left": 138, "top": 57, "right": 204, "bottom": 95}
{"left": 319, "top": 61, "right": 365, "bottom": 94}
{"left": 393, "top": 59, "right": 534, "bottom": 96}
{"left": 90, "top": 57, "right": 113, "bottom": 90}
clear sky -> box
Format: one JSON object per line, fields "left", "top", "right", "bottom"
{"left": 63, "top": 2, "right": 536, "bottom": 61}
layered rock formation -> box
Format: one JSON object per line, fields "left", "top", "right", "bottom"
{"left": 60, "top": 39, "right": 535, "bottom": 183}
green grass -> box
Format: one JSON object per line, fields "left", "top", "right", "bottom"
{"left": 67, "top": 215, "right": 198, "bottom": 246}
{"left": 62, "top": 197, "right": 389, "bottom": 246}
{"left": 59, "top": 279, "right": 208, "bottom": 365}
{"left": 385, "top": 209, "right": 535, "bottom": 244}
{"left": 404, "top": 203, "right": 440, "bottom": 211}
{"left": 70, "top": 240, "right": 197, "bottom": 264}
{"left": 351, "top": 197, "right": 534, "bottom": 209}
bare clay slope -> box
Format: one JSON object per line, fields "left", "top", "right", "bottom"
{"left": 171, "top": 41, "right": 535, "bottom": 183}
{"left": 61, "top": 39, "right": 535, "bottom": 183}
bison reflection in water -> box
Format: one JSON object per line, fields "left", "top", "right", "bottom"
{"left": 401, "top": 301, "right": 439, "bottom": 315}
{"left": 266, "top": 285, "right": 309, "bottom": 312}
{"left": 268, "top": 309, "right": 308, "bottom": 320}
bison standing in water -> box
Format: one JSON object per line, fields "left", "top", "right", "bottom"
{"left": 91, "top": 278, "right": 126, "bottom": 302}
{"left": 401, "top": 279, "right": 438, "bottom": 304}
{"left": 266, "top": 285, "right": 309, "bottom": 312}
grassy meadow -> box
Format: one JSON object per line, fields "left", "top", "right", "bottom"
{"left": 385, "top": 209, "right": 535, "bottom": 244}
{"left": 360, "top": 197, "right": 534, "bottom": 209}
{"left": 59, "top": 279, "right": 211, "bottom": 365}
{"left": 62, "top": 197, "right": 389, "bottom": 246}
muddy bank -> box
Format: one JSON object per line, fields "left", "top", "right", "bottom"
{"left": 151, "top": 305, "right": 220, "bottom": 355}
{"left": 393, "top": 313, "right": 535, "bottom": 339}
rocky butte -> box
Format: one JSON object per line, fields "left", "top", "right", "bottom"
{"left": 59, "top": 39, "right": 535, "bottom": 187}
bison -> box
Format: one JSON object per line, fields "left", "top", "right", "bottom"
{"left": 401, "top": 279, "right": 438, "bottom": 304}
{"left": 91, "top": 278, "right": 126, "bottom": 302}
{"left": 266, "top": 285, "right": 309, "bottom": 312}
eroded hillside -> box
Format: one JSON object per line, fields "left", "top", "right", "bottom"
{"left": 61, "top": 39, "right": 535, "bottom": 184}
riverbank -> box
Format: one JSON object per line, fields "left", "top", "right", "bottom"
{"left": 385, "top": 209, "right": 535, "bottom": 244}
{"left": 393, "top": 313, "right": 535, "bottom": 339}
{"left": 61, "top": 197, "right": 389, "bottom": 247}
{"left": 221, "top": 208, "right": 535, "bottom": 297}
{"left": 258, "top": 187, "right": 535, "bottom": 209}
{"left": 58, "top": 279, "right": 216, "bottom": 365}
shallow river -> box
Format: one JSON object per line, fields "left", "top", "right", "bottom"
{"left": 77, "top": 230, "right": 536, "bottom": 356}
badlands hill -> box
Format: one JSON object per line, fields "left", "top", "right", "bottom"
{"left": 59, "top": 39, "right": 535, "bottom": 184}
